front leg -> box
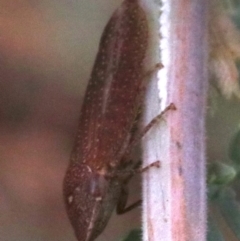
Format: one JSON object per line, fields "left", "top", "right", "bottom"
{"left": 116, "top": 160, "right": 161, "bottom": 214}
{"left": 116, "top": 184, "right": 141, "bottom": 214}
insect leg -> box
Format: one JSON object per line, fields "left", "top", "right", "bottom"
{"left": 115, "top": 160, "right": 161, "bottom": 214}
{"left": 124, "top": 103, "right": 176, "bottom": 158}
{"left": 116, "top": 184, "right": 142, "bottom": 214}
{"left": 115, "top": 101, "right": 176, "bottom": 215}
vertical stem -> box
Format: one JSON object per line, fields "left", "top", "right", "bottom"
{"left": 142, "top": 0, "right": 208, "bottom": 241}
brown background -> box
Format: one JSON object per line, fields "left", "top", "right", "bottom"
{"left": 0, "top": 0, "right": 240, "bottom": 241}
{"left": 0, "top": 1, "right": 140, "bottom": 240}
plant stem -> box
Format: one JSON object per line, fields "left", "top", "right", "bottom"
{"left": 142, "top": 0, "right": 208, "bottom": 240}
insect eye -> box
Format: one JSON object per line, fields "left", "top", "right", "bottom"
{"left": 88, "top": 173, "right": 107, "bottom": 199}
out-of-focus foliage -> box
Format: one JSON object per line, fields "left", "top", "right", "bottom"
{"left": 207, "top": 216, "right": 225, "bottom": 241}
{"left": 207, "top": 119, "right": 240, "bottom": 241}
{"left": 209, "top": 0, "right": 240, "bottom": 99}
{"left": 225, "top": 0, "right": 240, "bottom": 27}
{"left": 208, "top": 162, "right": 237, "bottom": 185}
{"left": 229, "top": 127, "right": 240, "bottom": 165}
{"left": 215, "top": 188, "right": 240, "bottom": 239}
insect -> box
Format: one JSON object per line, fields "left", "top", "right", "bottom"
{"left": 63, "top": 0, "right": 174, "bottom": 240}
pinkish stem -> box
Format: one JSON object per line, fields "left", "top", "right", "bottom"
{"left": 142, "top": 0, "right": 208, "bottom": 240}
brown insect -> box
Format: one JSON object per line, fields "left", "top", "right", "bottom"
{"left": 63, "top": 0, "right": 174, "bottom": 240}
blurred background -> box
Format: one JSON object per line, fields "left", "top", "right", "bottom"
{"left": 1, "top": 0, "right": 240, "bottom": 241}
{"left": 0, "top": 0, "right": 142, "bottom": 240}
